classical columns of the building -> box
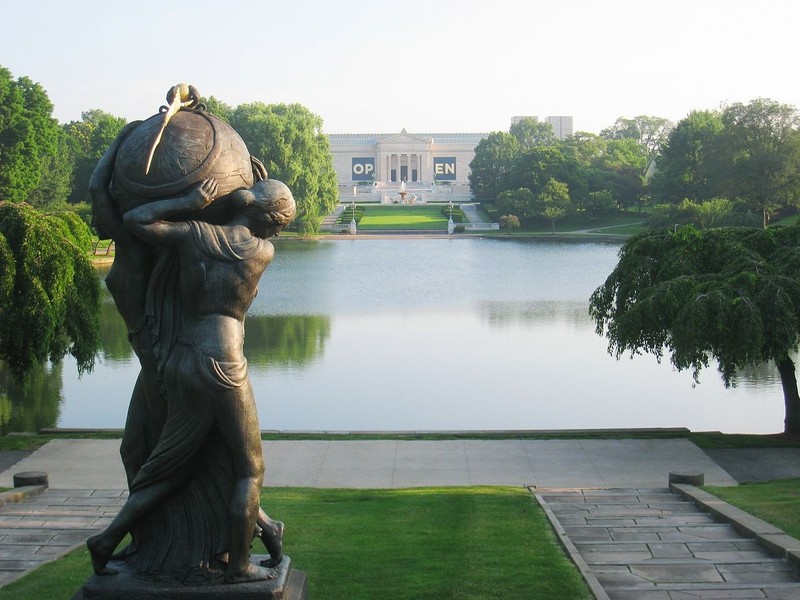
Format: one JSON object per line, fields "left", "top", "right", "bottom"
{"left": 383, "top": 153, "right": 426, "bottom": 183}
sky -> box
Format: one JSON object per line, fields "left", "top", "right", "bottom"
{"left": 2, "top": 0, "right": 798, "bottom": 135}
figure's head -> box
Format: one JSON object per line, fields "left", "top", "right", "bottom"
{"left": 231, "top": 180, "right": 296, "bottom": 238}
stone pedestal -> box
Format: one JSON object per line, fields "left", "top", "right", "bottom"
{"left": 669, "top": 471, "right": 705, "bottom": 486}
{"left": 13, "top": 471, "right": 48, "bottom": 488}
{"left": 72, "top": 555, "right": 307, "bottom": 600}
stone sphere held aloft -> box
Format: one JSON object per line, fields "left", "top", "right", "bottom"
{"left": 110, "top": 109, "right": 255, "bottom": 218}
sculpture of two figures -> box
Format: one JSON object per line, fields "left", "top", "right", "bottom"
{"left": 88, "top": 84, "right": 295, "bottom": 588}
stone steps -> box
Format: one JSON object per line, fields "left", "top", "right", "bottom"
{"left": 319, "top": 205, "right": 345, "bottom": 229}
{"left": 535, "top": 487, "right": 800, "bottom": 599}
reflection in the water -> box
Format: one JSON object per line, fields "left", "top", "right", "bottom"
{"left": 481, "top": 300, "right": 589, "bottom": 331}
{"left": 99, "top": 298, "right": 134, "bottom": 364}
{"left": 725, "top": 353, "right": 797, "bottom": 391}
{"left": 481, "top": 302, "right": 800, "bottom": 391}
{"left": 0, "top": 361, "right": 63, "bottom": 433}
{"left": 97, "top": 297, "right": 334, "bottom": 370}
{"left": 244, "top": 314, "right": 331, "bottom": 368}
{"left": 244, "top": 305, "right": 783, "bottom": 433}
{"left": 46, "top": 239, "right": 795, "bottom": 433}
{"left": 482, "top": 299, "right": 794, "bottom": 391}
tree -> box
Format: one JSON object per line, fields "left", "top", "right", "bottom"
{"left": 202, "top": 96, "right": 234, "bottom": 122}
{"left": 498, "top": 214, "right": 520, "bottom": 233}
{"left": 585, "top": 190, "right": 616, "bottom": 215}
{"left": 595, "top": 139, "right": 647, "bottom": 212}
{"left": 468, "top": 131, "right": 519, "bottom": 201}
{"left": 0, "top": 66, "right": 61, "bottom": 203}
{"left": 63, "top": 109, "right": 127, "bottom": 205}
{"left": 601, "top": 115, "right": 674, "bottom": 176}
{"left": 26, "top": 128, "right": 74, "bottom": 210}
{"left": 718, "top": 98, "right": 800, "bottom": 227}
{"left": 589, "top": 225, "right": 800, "bottom": 435}
{"left": 648, "top": 198, "right": 734, "bottom": 229}
{"left": 230, "top": 103, "right": 337, "bottom": 234}
{"left": 693, "top": 198, "right": 733, "bottom": 229}
{"left": 563, "top": 132, "right": 608, "bottom": 163}
{"left": 509, "top": 117, "right": 556, "bottom": 150}
{"left": 649, "top": 110, "right": 725, "bottom": 205}
{"left": 0, "top": 202, "right": 101, "bottom": 379}
{"left": 560, "top": 132, "right": 608, "bottom": 210}
{"left": 538, "top": 178, "right": 571, "bottom": 233}
{"left": 495, "top": 188, "right": 539, "bottom": 225}
{"left": 507, "top": 145, "right": 568, "bottom": 198}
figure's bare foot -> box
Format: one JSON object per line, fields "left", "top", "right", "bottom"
{"left": 224, "top": 563, "right": 278, "bottom": 584}
{"left": 259, "top": 520, "right": 284, "bottom": 567}
{"left": 87, "top": 534, "right": 118, "bottom": 576}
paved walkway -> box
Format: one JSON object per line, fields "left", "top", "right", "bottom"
{"left": 0, "top": 438, "right": 798, "bottom": 596}
{"left": 537, "top": 486, "right": 800, "bottom": 599}
{"left": 0, "top": 487, "right": 125, "bottom": 587}
{"left": 0, "top": 438, "right": 739, "bottom": 490}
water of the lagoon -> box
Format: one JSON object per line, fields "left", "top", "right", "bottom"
{"left": 12, "top": 238, "right": 788, "bottom": 434}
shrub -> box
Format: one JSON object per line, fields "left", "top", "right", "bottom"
{"left": 440, "top": 206, "right": 464, "bottom": 223}
{"left": 499, "top": 214, "right": 521, "bottom": 232}
{"left": 337, "top": 206, "right": 365, "bottom": 224}
{"left": 482, "top": 203, "right": 499, "bottom": 221}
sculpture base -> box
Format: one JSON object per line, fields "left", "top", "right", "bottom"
{"left": 73, "top": 555, "right": 307, "bottom": 600}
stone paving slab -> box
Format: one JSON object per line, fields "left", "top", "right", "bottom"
{"left": 0, "top": 488, "right": 123, "bottom": 589}
{"left": 0, "top": 438, "right": 739, "bottom": 489}
{"left": 703, "top": 448, "right": 800, "bottom": 483}
{"left": 536, "top": 487, "right": 800, "bottom": 599}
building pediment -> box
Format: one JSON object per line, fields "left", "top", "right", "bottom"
{"left": 377, "top": 129, "right": 431, "bottom": 145}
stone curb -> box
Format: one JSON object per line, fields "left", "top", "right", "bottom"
{"left": 530, "top": 487, "right": 611, "bottom": 600}
{"left": 670, "top": 482, "right": 800, "bottom": 571}
{"left": 0, "top": 484, "right": 46, "bottom": 506}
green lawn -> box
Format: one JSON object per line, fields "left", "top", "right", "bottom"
{"left": 269, "top": 487, "right": 591, "bottom": 599}
{"left": 90, "top": 236, "right": 115, "bottom": 256}
{"left": 521, "top": 212, "right": 647, "bottom": 235}
{"left": 582, "top": 222, "right": 649, "bottom": 236}
{"left": 705, "top": 478, "right": 800, "bottom": 539}
{"left": 771, "top": 213, "right": 800, "bottom": 227}
{"left": 340, "top": 204, "right": 649, "bottom": 236}
{"left": 356, "top": 205, "right": 452, "bottom": 230}
{"left": 688, "top": 432, "right": 800, "bottom": 449}
{"left": 0, "top": 542, "right": 90, "bottom": 599}
{"left": 0, "top": 487, "right": 591, "bottom": 600}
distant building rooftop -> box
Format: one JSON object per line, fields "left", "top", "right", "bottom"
{"left": 328, "top": 132, "right": 489, "bottom": 145}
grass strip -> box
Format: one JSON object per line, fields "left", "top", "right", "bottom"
{"left": 0, "top": 487, "right": 591, "bottom": 600}
{"left": 8, "top": 430, "right": 800, "bottom": 450}
{"left": 0, "top": 542, "right": 91, "bottom": 599}
{"left": 266, "top": 486, "right": 592, "bottom": 599}
{"left": 689, "top": 432, "right": 800, "bottom": 449}
{"left": 704, "top": 478, "right": 800, "bottom": 540}
{"left": 356, "top": 205, "right": 450, "bottom": 230}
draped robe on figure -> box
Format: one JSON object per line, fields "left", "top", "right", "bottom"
{"left": 123, "top": 220, "right": 267, "bottom": 583}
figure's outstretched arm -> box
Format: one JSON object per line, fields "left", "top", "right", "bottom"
{"left": 90, "top": 121, "right": 142, "bottom": 241}
{"left": 123, "top": 178, "right": 219, "bottom": 246}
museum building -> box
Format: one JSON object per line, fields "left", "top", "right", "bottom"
{"left": 328, "top": 116, "right": 573, "bottom": 204}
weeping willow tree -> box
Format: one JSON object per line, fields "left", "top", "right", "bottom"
{"left": 0, "top": 201, "right": 101, "bottom": 379}
{"left": 590, "top": 225, "right": 800, "bottom": 435}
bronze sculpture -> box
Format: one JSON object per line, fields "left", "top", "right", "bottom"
{"left": 88, "top": 85, "right": 294, "bottom": 588}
